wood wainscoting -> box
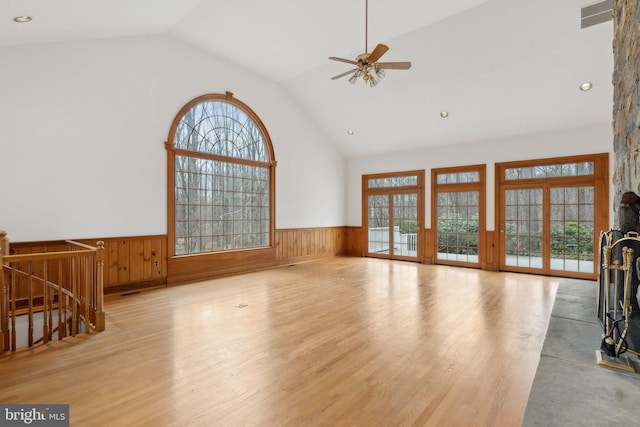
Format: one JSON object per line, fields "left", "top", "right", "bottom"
{"left": 423, "top": 228, "right": 435, "bottom": 264}
{"left": 167, "top": 247, "right": 277, "bottom": 285}
{"left": 275, "top": 227, "right": 348, "bottom": 262}
{"left": 10, "top": 228, "right": 351, "bottom": 292}
{"left": 483, "top": 230, "right": 499, "bottom": 271}
{"left": 168, "top": 227, "right": 350, "bottom": 285}
{"left": 76, "top": 235, "right": 167, "bottom": 294}
{"left": 10, "top": 235, "right": 168, "bottom": 295}
{"left": 343, "top": 226, "right": 363, "bottom": 257}
{"left": 7, "top": 227, "right": 502, "bottom": 293}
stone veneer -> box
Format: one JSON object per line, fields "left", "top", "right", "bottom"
{"left": 613, "top": 0, "right": 640, "bottom": 221}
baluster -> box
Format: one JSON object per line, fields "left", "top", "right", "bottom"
{"left": 0, "top": 240, "right": 106, "bottom": 350}
{"left": 71, "top": 257, "right": 77, "bottom": 336}
{"left": 88, "top": 254, "right": 94, "bottom": 328}
{"left": 86, "top": 254, "right": 91, "bottom": 331}
{"left": 91, "top": 253, "right": 95, "bottom": 329}
{"left": 58, "top": 259, "right": 64, "bottom": 340}
{"left": 48, "top": 290, "right": 53, "bottom": 341}
{"left": 43, "top": 260, "right": 49, "bottom": 344}
{"left": 0, "top": 233, "right": 7, "bottom": 351}
{"left": 95, "top": 241, "right": 105, "bottom": 331}
{"left": 27, "top": 261, "right": 33, "bottom": 347}
{"left": 82, "top": 254, "right": 89, "bottom": 332}
{"left": 10, "top": 261, "right": 16, "bottom": 351}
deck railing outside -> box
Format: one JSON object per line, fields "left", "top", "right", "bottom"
{"left": 0, "top": 231, "right": 105, "bottom": 352}
{"left": 368, "top": 226, "right": 418, "bottom": 257}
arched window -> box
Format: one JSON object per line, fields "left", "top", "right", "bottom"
{"left": 166, "top": 92, "right": 275, "bottom": 256}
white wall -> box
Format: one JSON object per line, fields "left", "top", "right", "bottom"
{"left": 0, "top": 33, "right": 615, "bottom": 243}
{"left": 347, "top": 123, "right": 614, "bottom": 230}
{"left": 0, "top": 35, "right": 345, "bottom": 242}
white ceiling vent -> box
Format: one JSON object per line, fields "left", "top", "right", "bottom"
{"left": 581, "top": 0, "right": 613, "bottom": 28}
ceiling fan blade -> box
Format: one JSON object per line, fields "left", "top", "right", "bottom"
{"left": 377, "top": 61, "right": 412, "bottom": 70}
{"left": 329, "top": 57, "right": 358, "bottom": 65}
{"left": 367, "top": 44, "right": 389, "bottom": 63}
{"left": 331, "top": 68, "right": 359, "bottom": 80}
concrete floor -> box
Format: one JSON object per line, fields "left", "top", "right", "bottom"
{"left": 522, "top": 279, "right": 640, "bottom": 426}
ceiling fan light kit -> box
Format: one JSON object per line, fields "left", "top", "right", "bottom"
{"left": 329, "top": 0, "right": 411, "bottom": 86}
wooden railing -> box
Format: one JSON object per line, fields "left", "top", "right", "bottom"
{"left": 0, "top": 231, "right": 105, "bottom": 352}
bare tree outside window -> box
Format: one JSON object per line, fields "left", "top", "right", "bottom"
{"left": 505, "top": 161, "right": 595, "bottom": 180}
{"left": 170, "top": 96, "right": 274, "bottom": 256}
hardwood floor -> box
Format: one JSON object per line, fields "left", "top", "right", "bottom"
{"left": 0, "top": 257, "right": 561, "bottom": 426}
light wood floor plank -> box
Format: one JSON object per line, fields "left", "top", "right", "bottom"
{"left": 0, "top": 257, "right": 560, "bottom": 426}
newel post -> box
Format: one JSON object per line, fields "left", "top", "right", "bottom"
{"left": 95, "top": 241, "right": 106, "bottom": 332}
{"left": 0, "top": 230, "right": 9, "bottom": 350}
{"left": 0, "top": 230, "right": 8, "bottom": 259}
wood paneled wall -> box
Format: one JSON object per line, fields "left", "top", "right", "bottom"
{"left": 168, "top": 227, "right": 350, "bottom": 285}
{"left": 276, "top": 227, "right": 347, "bottom": 262}
{"left": 78, "top": 236, "right": 167, "bottom": 293}
{"left": 9, "top": 236, "right": 167, "bottom": 295}
{"left": 483, "top": 231, "right": 499, "bottom": 271}
{"left": 341, "top": 226, "right": 363, "bottom": 257}
{"left": 9, "top": 227, "right": 352, "bottom": 292}
{"left": 8, "top": 227, "right": 500, "bottom": 293}
{"left": 167, "top": 247, "right": 276, "bottom": 285}
{"left": 423, "top": 228, "right": 435, "bottom": 264}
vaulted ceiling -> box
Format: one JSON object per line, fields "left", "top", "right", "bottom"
{"left": 1, "top": 0, "right": 614, "bottom": 158}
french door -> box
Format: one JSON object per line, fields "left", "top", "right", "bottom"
{"left": 497, "top": 154, "right": 608, "bottom": 279}
{"left": 363, "top": 171, "right": 424, "bottom": 261}
{"left": 432, "top": 165, "right": 485, "bottom": 268}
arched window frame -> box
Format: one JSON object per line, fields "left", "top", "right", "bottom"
{"left": 165, "top": 92, "right": 276, "bottom": 258}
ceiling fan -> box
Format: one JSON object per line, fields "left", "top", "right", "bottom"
{"left": 329, "top": 0, "right": 411, "bottom": 86}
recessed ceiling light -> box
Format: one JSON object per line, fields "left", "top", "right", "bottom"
{"left": 440, "top": 111, "right": 449, "bottom": 118}
{"left": 13, "top": 16, "right": 33, "bottom": 23}
{"left": 580, "top": 82, "right": 593, "bottom": 91}
{"left": 347, "top": 130, "right": 354, "bottom": 135}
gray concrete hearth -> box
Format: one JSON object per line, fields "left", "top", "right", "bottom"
{"left": 522, "top": 279, "right": 640, "bottom": 426}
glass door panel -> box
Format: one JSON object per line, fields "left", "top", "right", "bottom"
{"left": 504, "top": 188, "right": 543, "bottom": 269}
{"left": 497, "top": 154, "right": 607, "bottom": 279}
{"left": 436, "top": 191, "right": 480, "bottom": 264}
{"left": 550, "top": 186, "right": 595, "bottom": 273}
{"left": 367, "top": 194, "right": 390, "bottom": 255}
{"left": 363, "top": 170, "right": 424, "bottom": 261}
{"left": 393, "top": 193, "right": 419, "bottom": 259}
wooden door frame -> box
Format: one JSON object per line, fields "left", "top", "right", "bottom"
{"left": 431, "top": 164, "right": 486, "bottom": 269}
{"left": 495, "top": 153, "right": 609, "bottom": 280}
{"left": 362, "top": 170, "right": 425, "bottom": 262}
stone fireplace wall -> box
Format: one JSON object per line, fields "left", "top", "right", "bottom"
{"left": 613, "top": 0, "right": 640, "bottom": 225}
